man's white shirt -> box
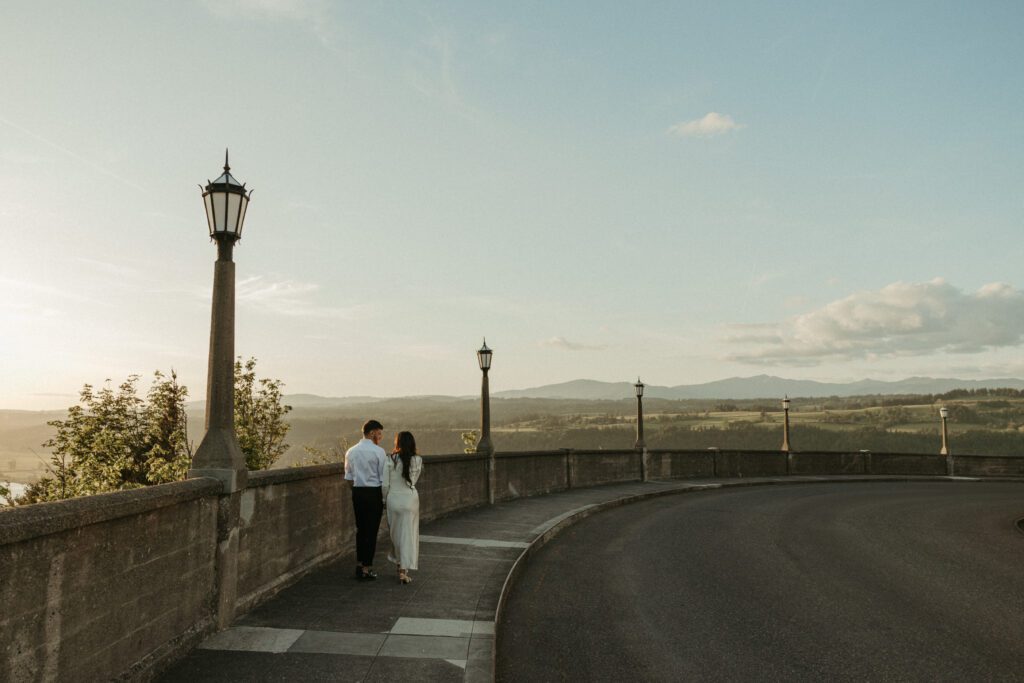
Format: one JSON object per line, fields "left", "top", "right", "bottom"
{"left": 344, "top": 438, "right": 388, "bottom": 487}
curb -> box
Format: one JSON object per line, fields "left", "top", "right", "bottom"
{"left": 487, "top": 475, "right": 1024, "bottom": 682}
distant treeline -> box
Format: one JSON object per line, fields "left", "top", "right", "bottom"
{"left": 281, "top": 421, "right": 1024, "bottom": 463}
{"left": 211, "top": 391, "right": 1024, "bottom": 466}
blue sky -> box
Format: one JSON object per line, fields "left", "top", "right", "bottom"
{"left": 2, "top": 1, "right": 1023, "bottom": 409}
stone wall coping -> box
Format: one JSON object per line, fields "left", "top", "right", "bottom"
{"left": 569, "top": 448, "right": 637, "bottom": 456}
{"left": 246, "top": 463, "right": 345, "bottom": 488}
{"left": 0, "top": 477, "right": 222, "bottom": 546}
{"left": 494, "top": 450, "right": 568, "bottom": 459}
{"left": 420, "top": 453, "right": 489, "bottom": 465}
{"left": 249, "top": 454, "right": 491, "bottom": 481}
{"left": 643, "top": 448, "right": 1021, "bottom": 459}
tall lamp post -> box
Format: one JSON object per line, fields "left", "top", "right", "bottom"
{"left": 476, "top": 340, "right": 495, "bottom": 504}
{"left": 189, "top": 151, "right": 252, "bottom": 492}
{"left": 476, "top": 340, "right": 494, "bottom": 455}
{"left": 939, "top": 406, "right": 951, "bottom": 475}
{"left": 938, "top": 406, "right": 949, "bottom": 455}
{"left": 781, "top": 396, "right": 792, "bottom": 453}
{"left": 634, "top": 378, "right": 646, "bottom": 449}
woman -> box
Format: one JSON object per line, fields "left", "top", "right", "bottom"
{"left": 382, "top": 431, "right": 423, "bottom": 584}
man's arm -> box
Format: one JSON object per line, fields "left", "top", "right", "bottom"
{"left": 343, "top": 448, "right": 354, "bottom": 481}
{"left": 377, "top": 449, "right": 387, "bottom": 485}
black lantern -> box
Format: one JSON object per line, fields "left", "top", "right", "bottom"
{"left": 201, "top": 150, "right": 252, "bottom": 241}
{"left": 477, "top": 339, "right": 493, "bottom": 372}
{"left": 634, "top": 377, "right": 645, "bottom": 398}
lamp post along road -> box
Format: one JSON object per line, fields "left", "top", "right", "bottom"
{"left": 939, "top": 406, "right": 952, "bottom": 475}
{"left": 634, "top": 379, "right": 646, "bottom": 449}
{"left": 476, "top": 341, "right": 495, "bottom": 503}
{"left": 634, "top": 378, "right": 649, "bottom": 481}
{"left": 189, "top": 152, "right": 252, "bottom": 493}
{"left": 781, "top": 396, "right": 792, "bottom": 453}
{"left": 186, "top": 152, "right": 252, "bottom": 630}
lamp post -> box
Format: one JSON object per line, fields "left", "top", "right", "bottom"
{"left": 781, "top": 396, "right": 791, "bottom": 453}
{"left": 634, "top": 378, "right": 646, "bottom": 449}
{"left": 476, "top": 340, "right": 494, "bottom": 455}
{"left": 189, "top": 151, "right": 252, "bottom": 493}
{"left": 476, "top": 340, "right": 495, "bottom": 504}
{"left": 939, "top": 406, "right": 952, "bottom": 475}
{"left": 938, "top": 406, "right": 949, "bottom": 455}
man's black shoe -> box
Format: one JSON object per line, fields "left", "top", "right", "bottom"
{"left": 360, "top": 569, "right": 378, "bottom": 581}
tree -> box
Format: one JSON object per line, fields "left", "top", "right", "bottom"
{"left": 234, "top": 357, "right": 293, "bottom": 470}
{"left": 22, "top": 371, "right": 192, "bottom": 504}
{"left": 294, "top": 438, "right": 350, "bottom": 467}
{"left": 461, "top": 430, "right": 479, "bottom": 454}
{"left": 16, "top": 359, "right": 291, "bottom": 505}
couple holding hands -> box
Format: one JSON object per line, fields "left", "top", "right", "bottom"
{"left": 343, "top": 420, "right": 423, "bottom": 584}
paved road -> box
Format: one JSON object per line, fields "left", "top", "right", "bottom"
{"left": 497, "top": 482, "right": 1024, "bottom": 682}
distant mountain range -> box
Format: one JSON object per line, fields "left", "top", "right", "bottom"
{"left": 491, "top": 375, "right": 1024, "bottom": 401}
{"left": 175, "top": 375, "right": 1024, "bottom": 410}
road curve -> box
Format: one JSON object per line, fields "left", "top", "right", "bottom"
{"left": 496, "top": 482, "right": 1024, "bottom": 682}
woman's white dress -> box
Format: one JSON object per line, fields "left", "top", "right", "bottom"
{"left": 383, "top": 454, "right": 422, "bottom": 570}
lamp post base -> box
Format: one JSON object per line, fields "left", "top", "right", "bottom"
{"left": 190, "top": 427, "right": 248, "bottom": 492}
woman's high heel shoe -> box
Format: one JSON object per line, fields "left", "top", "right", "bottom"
{"left": 398, "top": 569, "right": 412, "bottom": 584}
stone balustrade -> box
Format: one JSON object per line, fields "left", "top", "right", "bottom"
{"left": 1, "top": 448, "right": 1022, "bottom": 681}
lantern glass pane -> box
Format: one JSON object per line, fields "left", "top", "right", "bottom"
{"left": 225, "top": 192, "right": 242, "bottom": 234}
{"left": 236, "top": 194, "right": 249, "bottom": 237}
{"left": 203, "top": 193, "right": 216, "bottom": 236}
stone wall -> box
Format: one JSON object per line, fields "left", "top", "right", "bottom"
{"left": 648, "top": 450, "right": 716, "bottom": 479}
{"left": 418, "top": 454, "right": 489, "bottom": 521}
{"left": 569, "top": 449, "right": 642, "bottom": 487}
{"left": 788, "top": 451, "right": 868, "bottom": 475}
{"left": 236, "top": 464, "right": 349, "bottom": 613}
{"left": 954, "top": 454, "right": 1024, "bottom": 477}
{"left": 494, "top": 451, "right": 568, "bottom": 502}
{"left": 2, "top": 446, "right": 1022, "bottom": 682}
{"left": 0, "top": 480, "right": 220, "bottom": 682}
{"left": 867, "top": 452, "right": 947, "bottom": 476}
{"left": 713, "top": 450, "right": 789, "bottom": 478}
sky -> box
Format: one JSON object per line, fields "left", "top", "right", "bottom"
{"left": 2, "top": 1, "right": 1024, "bottom": 409}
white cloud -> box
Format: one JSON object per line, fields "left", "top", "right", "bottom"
{"left": 668, "top": 112, "right": 745, "bottom": 138}
{"left": 201, "top": 0, "right": 325, "bottom": 21}
{"left": 724, "top": 278, "right": 1024, "bottom": 365}
{"left": 540, "top": 336, "right": 608, "bottom": 352}
{"left": 199, "top": 0, "right": 337, "bottom": 49}
{"left": 237, "top": 276, "right": 363, "bottom": 319}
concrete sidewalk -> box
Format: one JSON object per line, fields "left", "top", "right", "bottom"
{"left": 157, "top": 475, "right": 982, "bottom": 682}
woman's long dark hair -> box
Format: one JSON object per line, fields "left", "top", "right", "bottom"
{"left": 392, "top": 431, "right": 417, "bottom": 486}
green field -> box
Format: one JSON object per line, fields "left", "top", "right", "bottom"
{"left": 4, "top": 389, "right": 1023, "bottom": 483}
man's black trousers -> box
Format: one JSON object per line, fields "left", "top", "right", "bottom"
{"left": 352, "top": 486, "right": 384, "bottom": 566}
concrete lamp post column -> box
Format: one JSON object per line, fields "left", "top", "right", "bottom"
{"left": 634, "top": 378, "right": 649, "bottom": 481}
{"left": 781, "top": 396, "right": 792, "bottom": 453}
{"left": 633, "top": 378, "right": 646, "bottom": 449}
{"left": 476, "top": 340, "right": 496, "bottom": 503}
{"left": 939, "top": 406, "right": 952, "bottom": 475}
{"left": 187, "top": 151, "right": 252, "bottom": 630}
{"left": 189, "top": 151, "right": 252, "bottom": 491}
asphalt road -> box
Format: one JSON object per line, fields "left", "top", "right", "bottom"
{"left": 497, "top": 482, "right": 1024, "bottom": 682}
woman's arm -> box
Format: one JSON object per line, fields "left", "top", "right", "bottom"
{"left": 381, "top": 457, "right": 392, "bottom": 500}
{"left": 409, "top": 456, "right": 423, "bottom": 487}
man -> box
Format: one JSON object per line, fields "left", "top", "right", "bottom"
{"left": 344, "top": 419, "right": 388, "bottom": 581}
